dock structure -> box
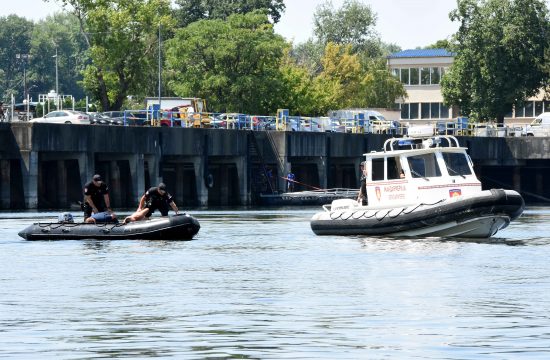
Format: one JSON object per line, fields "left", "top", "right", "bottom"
{"left": 0, "top": 122, "right": 550, "bottom": 209}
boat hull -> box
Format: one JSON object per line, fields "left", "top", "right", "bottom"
{"left": 310, "top": 189, "right": 524, "bottom": 238}
{"left": 18, "top": 213, "right": 200, "bottom": 241}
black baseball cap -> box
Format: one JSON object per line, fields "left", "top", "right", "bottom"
{"left": 93, "top": 174, "right": 102, "bottom": 181}
{"left": 158, "top": 183, "right": 166, "bottom": 191}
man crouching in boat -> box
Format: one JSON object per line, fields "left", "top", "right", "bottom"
{"left": 124, "top": 183, "right": 179, "bottom": 224}
{"left": 357, "top": 162, "right": 368, "bottom": 206}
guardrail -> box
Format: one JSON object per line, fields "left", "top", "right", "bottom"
{"left": 84, "top": 109, "right": 550, "bottom": 137}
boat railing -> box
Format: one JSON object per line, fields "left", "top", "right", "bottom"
{"left": 383, "top": 135, "right": 461, "bottom": 152}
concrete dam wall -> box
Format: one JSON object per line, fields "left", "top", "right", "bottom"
{"left": 0, "top": 122, "right": 549, "bottom": 209}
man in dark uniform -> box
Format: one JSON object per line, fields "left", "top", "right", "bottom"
{"left": 124, "top": 183, "right": 178, "bottom": 223}
{"left": 357, "top": 162, "right": 368, "bottom": 206}
{"left": 83, "top": 174, "right": 112, "bottom": 220}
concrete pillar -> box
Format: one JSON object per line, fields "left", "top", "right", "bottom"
{"left": 110, "top": 160, "right": 122, "bottom": 206}
{"left": 130, "top": 153, "right": 145, "bottom": 204}
{"left": 279, "top": 158, "right": 291, "bottom": 193}
{"left": 192, "top": 156, "right": 208, "bottom": 206}
{"left": 235, "top": 156, "right": 249, "bottom": 205}
{"left": 175, "top": 163, "right": 185, "bottom": 205}
{"left": 316, "top": 157, "right": 327, "bottom": 190}
{"left": 77, "top": 152, "right": 95, "bottom": 190}
{"left": 146, "top": 155, "right": 161, "bottom": 187}
{"left": 21, "top": 151, "right": 38, "bottom": 209}
{"left": 57, "top": 160, "right": 68, "bottom": 208}
{"left": 0, "top": 160, "right": 10, "bottom": 209}
{"left": 512, "top": 167, "right": 521, "bottom": 192}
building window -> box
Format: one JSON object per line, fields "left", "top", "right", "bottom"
{"left": 392, "top": 68, "right": 400, "bottom": 79}
{"left": 420, "top": 67, "right": 430, "bottom": 85}
{"left": 431, "top": 68, "right": 441, "bottom": 84}
{"left": 400, "top": 68, "right": 409, "bottom": 85}
{"left": 430, "top": 103, "right": 440, "bottom": 119}
{"left": 410, "top": 68, "right": 419, "bottom": 85}
{"left": 410, "top": 103, "right": 419, "bottom": 119}
{"left": 525, "top": 101, "right": 534, "bottom": 118}
{"left": 421, "top": 103, "right": 430, "bottom": 119}
{"left": 400, "top": 103, "right": 410, "bottom": 119}
{"left": 515, "top": 103, "right": 525, "bottom": 118}
{"left": 535, "top": 101, "right": 543, "bottom": 116}
{"left": 441, "top": 104, "right": 449, "bottom": 119}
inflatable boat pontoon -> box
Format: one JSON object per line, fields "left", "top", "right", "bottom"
{"left": 19, "top": 213, "right": 200, "bottom": 241}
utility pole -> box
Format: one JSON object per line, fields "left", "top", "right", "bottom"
{"left": 158, "top": 23, "right": 162, "bottom": 116}
{"left": 16, "top": 53, "right": 30, "bottom": 120}
{"left": 53, "top": 48, "right": 59, "bottom": 110}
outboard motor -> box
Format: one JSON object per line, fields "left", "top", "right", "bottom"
{"left": 58, "top": 212, "right": 74, "bottom": 224}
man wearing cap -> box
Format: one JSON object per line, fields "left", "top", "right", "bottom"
{"left": 83, "top": 174, "right": 113, "bottom": 220}
{"left": 124, "top": 183, "right": 178, "bottom": 223}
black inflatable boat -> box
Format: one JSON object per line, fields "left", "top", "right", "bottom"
{"left": 18, "top": 213, "right": 200, "bottom": 241}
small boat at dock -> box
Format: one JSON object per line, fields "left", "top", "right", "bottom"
{"left": 310, "top": 135, "right": 524, "bottom": 238}
{"left": 18, "top": 213, "right": 200, "bottom": 241}
{"left": 259, "top": 188, "right": 358, "bottom": 206}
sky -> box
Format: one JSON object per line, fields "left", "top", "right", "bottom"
{"left": 1, "top": 0, "right": 461, "bottom": 49}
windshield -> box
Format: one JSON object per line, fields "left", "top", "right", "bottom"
{"left": 407, "top": 153, "right": 441, "bottom": 178}
{"left": 442, "top": 152, "right": 472, "bottom": 176}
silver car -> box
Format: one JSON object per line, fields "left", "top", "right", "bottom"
{"left": 30, "top": 110, "right": 90, "bottom": 125}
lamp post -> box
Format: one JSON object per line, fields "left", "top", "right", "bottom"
{"left": 15, "top": 53, "right": 30, "bottom": 120}
{"left": 53, "top": 48, "right": 59, "bottom": 109}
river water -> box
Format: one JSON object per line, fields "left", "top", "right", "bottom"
{"left": 1, "top": 207, "right": 549, "bottom": 359}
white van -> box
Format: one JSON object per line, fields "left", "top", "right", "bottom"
{"left": 524, "top": 112, "right": 550, "bottom": 137}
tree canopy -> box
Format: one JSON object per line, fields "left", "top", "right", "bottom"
{"left": 174, "top": 0, "right": 285, "bottom": 27}
{"left": 441, "top": 0, "right": 550, "bottom": 123}
{"left": 165, "top": 11, "right": 287, "bottom": 114}
{"left": 55, "top": 0, "right": 175, "bottom": 110}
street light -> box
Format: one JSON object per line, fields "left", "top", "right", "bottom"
{"left": 16, "top": 53, "right": 31, "bottom": 120}
{"left": 52, "top": 48, "right": 59, "bottom": 109}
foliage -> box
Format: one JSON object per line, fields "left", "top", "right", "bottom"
{"left": 174, "top": 0, "right": 285, "bottom": 27}
{"left": 313, "top": 0, "right": 380, "bottom": 57}
{"left": 165, "top": 11, "right": 287, "bottom": 114}
{"left": 30, "top": 13, "right": 88, "bottom": 101}
{"left": 54, "top": 0, "right": 175, "bottom": 111}
{"left": 441, "top": 0, "right": 550, "bottom": 123}
{"left": 0, "top": 15, "right": 34, "bottom": 102}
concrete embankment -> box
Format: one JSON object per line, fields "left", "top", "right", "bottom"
{"left": 0, "top": 122, "right": 549, "bottom": 209}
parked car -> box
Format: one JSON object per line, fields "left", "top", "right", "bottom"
{"left": 101, "top": 111, "right": 125, "bottom": 125}
{"left": 124, "top": 110, "right": 149, "bottom": 126}
{"left": 89, "top": 112, "right": 111, "bottom": 125}
{"left": 29, "top": 110, "right": 90, "bottom": 124}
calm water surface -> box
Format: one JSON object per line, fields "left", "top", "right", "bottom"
{"left": 1, "top": 207, "right": 549, "bottom": 359}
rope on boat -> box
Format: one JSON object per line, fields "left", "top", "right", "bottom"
{"left": 328, "top": 199, "right": 446, "bottom": 222}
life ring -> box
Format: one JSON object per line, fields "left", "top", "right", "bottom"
{"left": 205, "top": 173, "right": 214, "bottom": 188}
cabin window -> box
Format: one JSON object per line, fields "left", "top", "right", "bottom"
{"left": 371, "top": 158, "right": 385, "bottom": 181}
{"left": 407, "top": 154, "right": 442, "bottom": 178}
{"left": 387, "top": 157, "right": 401, "bottom": 180}
{"left": 442, "top": 153, "right": 472, "bottom": 176}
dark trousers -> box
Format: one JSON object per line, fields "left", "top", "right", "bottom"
{"left": 145, "top": 201, "right": 170, "bottom": 217}
{"left": 82, "top": 202, "right": 107, "bottom": 219}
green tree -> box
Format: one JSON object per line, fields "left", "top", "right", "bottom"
{"left": 165, "top": 11, "right": 287, "bottom": 114}
{"left": 0, "top": 15, "right": 34, "bottom": 102}
{"left": 30, "top": 13, "right": 88, "bottom": 101}
{"left": 441, "top": 0, "right": 550, "bottom": 123}
{"left": 54, "top": 0, "right": 175, "bottom": 110}
{"left": 174, "top": 0, "right": 285, "bottom": 27}
{"left": 313, "top": 0, "right": 380, "bottom": 57}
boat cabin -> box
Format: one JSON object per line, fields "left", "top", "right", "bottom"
{"left": 363, "top": 135, "right": 481, "bottom": 207}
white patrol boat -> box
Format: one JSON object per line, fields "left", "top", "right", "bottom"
{"left": 310, "top": 135, "right": 524, "bottom": 238}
